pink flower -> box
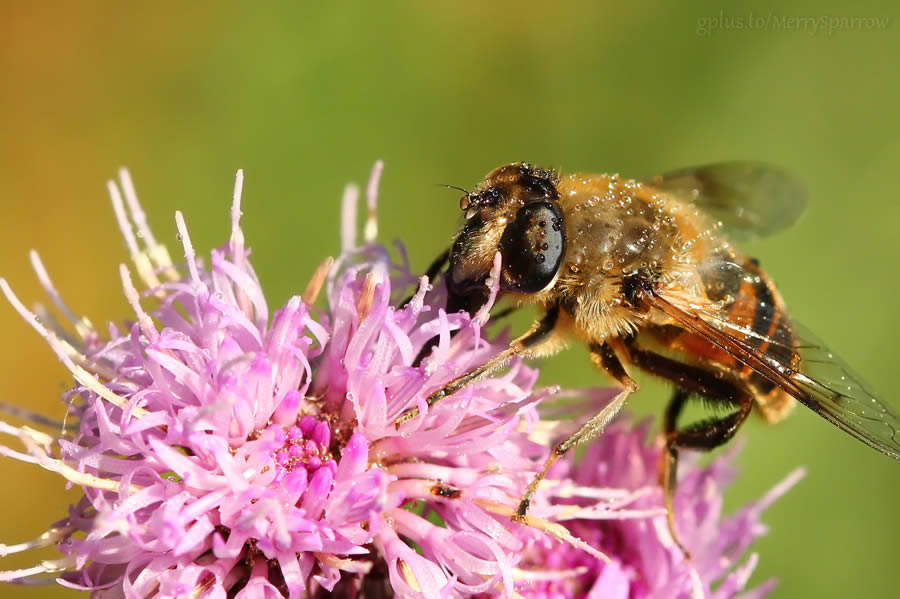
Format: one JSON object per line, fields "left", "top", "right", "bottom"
{"left": 0, "top": 164, "right": 799, "bottom": 599}
{"left": 508, "top": 414, "right": 803, "bottom": 599}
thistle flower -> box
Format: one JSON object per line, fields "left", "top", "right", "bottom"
{"left": 508, "top": 415, "right": 803, "bottom": 599}
{"left": 0, "top": 164, "right": 798, "bottom": 599}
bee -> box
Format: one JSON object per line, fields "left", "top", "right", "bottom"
{"left": 396, "top": 161, "right": 900, "bottom": 555}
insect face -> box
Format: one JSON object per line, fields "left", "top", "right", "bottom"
{"left": 448, "top": 163, "right": 566, "bottom": 299}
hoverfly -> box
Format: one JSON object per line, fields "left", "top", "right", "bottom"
{"left": 396, "top": 162, "right": 900, "bottom": 554}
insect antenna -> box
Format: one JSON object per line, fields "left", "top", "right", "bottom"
{"left": 436, "top": 183, "right": 471, "bottom": 195}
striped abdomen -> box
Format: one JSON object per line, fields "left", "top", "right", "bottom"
{"left": 667, "top": 253, "right": 798, "bottom": 422}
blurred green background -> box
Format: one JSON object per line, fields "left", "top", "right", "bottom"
{"left": 1, "top": 1, "right": 898, "bottom": 597}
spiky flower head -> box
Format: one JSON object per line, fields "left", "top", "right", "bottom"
{"left": 0, "top": 164, "right": 798, "bottom": 598}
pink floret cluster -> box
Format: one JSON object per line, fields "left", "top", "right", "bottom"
{"left": 0, "top": 164, "right": 799, "bottom": 599}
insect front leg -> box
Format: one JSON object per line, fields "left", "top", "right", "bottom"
{"left": 395, "top": 303, "right": 561, "bottom": 427}
{"left": 422, "top": 247, "right": 451, "bottom": 281}
{"left": 400, "top": 247, "right": 450, "bottom": 308}
{"left": 514, "top": 341, "right": 637, "bottom": 520}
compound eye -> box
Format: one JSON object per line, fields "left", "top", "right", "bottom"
{"left": 499, "top": 202, "right": 566, "bottom": 293}
{"left": 520, "top": 174, "right": 558, "bottom": 200}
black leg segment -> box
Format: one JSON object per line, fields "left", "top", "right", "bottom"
{"left": 623, "top": 338, "right": 755, "bottom": 559}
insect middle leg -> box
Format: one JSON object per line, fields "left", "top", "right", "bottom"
{"left": 624, "top": 340, "right": 753, "bottom": 558}
{"left": 514, "top": 341, "right": 637, "bottom": 520}
{"left": 395, "top": 304, "right": 561, "bottom": 427}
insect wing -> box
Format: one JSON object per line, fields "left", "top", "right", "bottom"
{"left": 783, "top": 321, "right": 900, "bottom": 458}
{"left": 648, "top": 264, "right": 900, "bottom": 459}
{"left": 646, "top": 162, "right": 806, "bottom": 242}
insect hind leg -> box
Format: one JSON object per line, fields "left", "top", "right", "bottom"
{"left": 661, "top": 387, "right": 752, "bottom": 559}
{"left": 623, "top": 340, "right": 753, "bottom": 559}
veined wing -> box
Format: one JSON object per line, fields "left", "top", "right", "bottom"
{"left": 647, "top": 255, "right": 900, "bottom": 458}
{"left": 645, "top": 162, "right": 806, "bottom": 242}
